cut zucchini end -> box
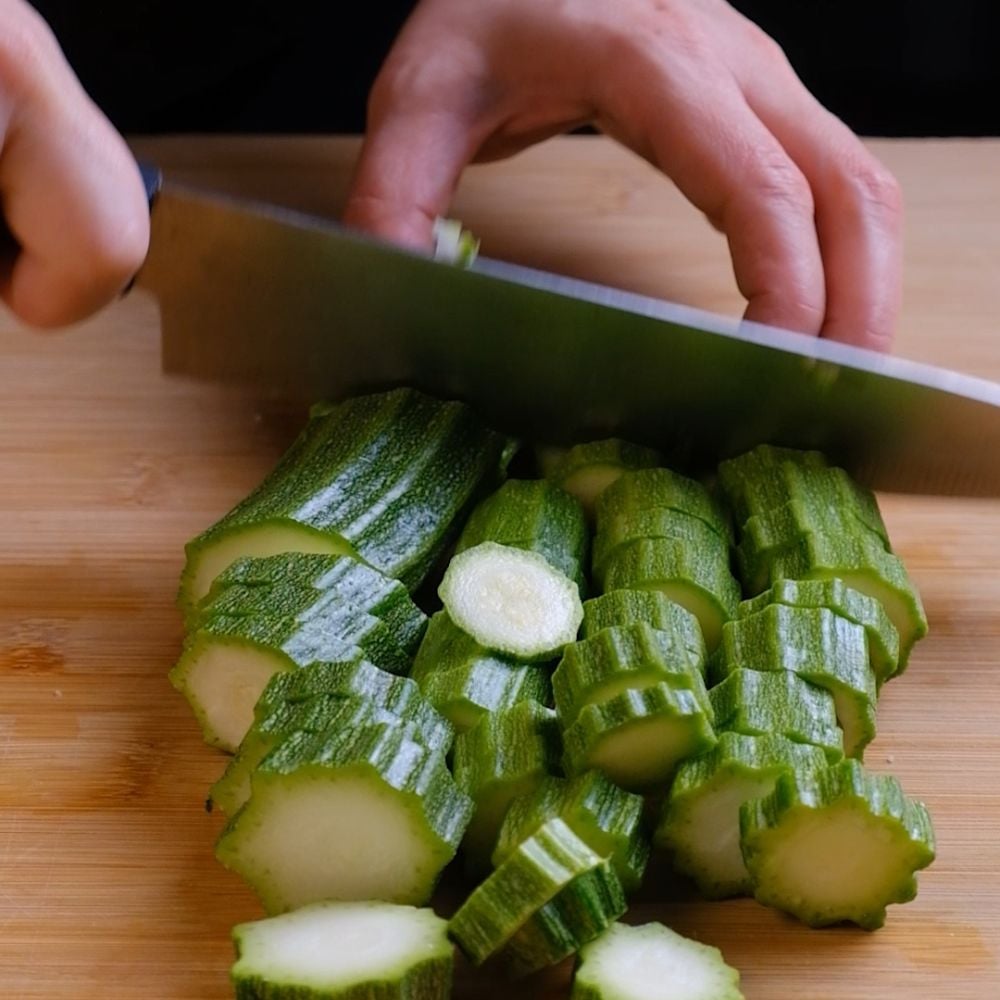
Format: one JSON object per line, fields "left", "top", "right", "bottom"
{"left": 561, "top": 465, "right": 631, "bottom": 515}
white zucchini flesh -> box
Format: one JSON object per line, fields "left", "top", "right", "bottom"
{"left": 586, "top": 717, "right": 695, "bottom": 788}
{"left": 440, "top": 542, "right": 583, "bottom": 660}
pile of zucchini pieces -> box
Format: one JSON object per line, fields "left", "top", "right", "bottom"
{"left": 170, "top": 387, "right": 935, "bottom": 1000}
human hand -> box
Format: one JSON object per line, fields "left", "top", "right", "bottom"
{"left": 0, "top": 0, "right": 149, "bottom": 327}
{"left": 343, "top": 0, "right": 902, "bottom": 350}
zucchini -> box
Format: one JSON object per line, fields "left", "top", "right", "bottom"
{"left": 739, "top": 577, "right": 900, "bottom": 684}
{"left": 439, "top": 542, "right": 584, "bottom": 661}
{"left": 492, "top": 772, "right": 650, "bottom": 893}
{"left": 710, "top": 605, "right": 877, "bottom": 759}
{"left": 741, "top": 759, "right": 936, "bottom": 929}
{"left": 541, "top": 438, "right": 662, "bottom": 517}
{"left": 449, "top": 817, "right": 625, "bottom": 974}
{"left": 455, "top": 479, "right": 589, "bottom": 594}
{"left": 179, "top": 388, "right": 513, "bottom": 606}
{"left": 562, "top": 684, "right": 717, "bottom": 791}
{"left": 215, "top": 722, "right": 472, "bottom": 913}
{"left": 411, "top": 612, "right": 552, "bottom": 733}
{"left": 230, "top": 900, "right": 453, "bottom": 1000}
{"left": 580, "top": 590, "right": 706, "bottom": 664}
{"left": 452, "top": 700, "right": 562, "bottom": 870}
{"left": 552, "top": 623, "right": 710, "bottom": 728}
{"left": 708, "top": 668, "right": 844, "bottom": 763}
{"left": 601, "top": 537, "right": 741, "bottom": 652}
{"left": 571, "top": 921, "right": 744, "bottom": 1000}
{"left": 654, "top": 732, "right": 829, "bottom": 899}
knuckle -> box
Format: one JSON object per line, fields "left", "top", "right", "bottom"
{"left": 749, "top": 153, "right": 815, "bottom": 216}
{"left": 840, "top": 160, "right": 904, "bottom": 220}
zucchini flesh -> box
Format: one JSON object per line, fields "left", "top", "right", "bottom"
{"left": 455, "top": 479, "right": 589, "bottom": 594}
{"left": 492, "top": 772, "right": 650, "bottom": 893}
{"left": 230, "top": 901, "right": 453, "bottom": 1000}
{"left": 215, "top": 723, "right": 472, "bottom": 913}
{"left": 711, "top": 605, "right": 877, "bottom": 759}
{"left": 601, "top": 537, "right": 741, "bottom": 652}
{"left": 655, "top": 732, "right": 829, "bottom": 899}
{"left": 180, "top": 388, "right": 513, "bottom": 606}
{"left": 740, "top": 759, "right": 936, "bottom": 929}
{"left": 562, "top": 684, "right": 717, "bottom": 791}
{"left": 708, "top": 668, "right": 844, "bottom": 763}
{"left": 439, "top": 542, "right": 584, "bottom": 661}
{"left": 739, "top": 577, "right": 900, "bottom": 684}
{"left": 452, "top": 700, "right": 562, "bottom": 870}
{"left": 552, "top": 623, "right": 710, "bottom": 728}
{"left": 571, "top": 921, "right": 744, "bottom": 1000}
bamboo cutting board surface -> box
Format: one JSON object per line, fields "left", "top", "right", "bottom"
{"left": 1, "top": 135, "right": 998, "bottom": 998}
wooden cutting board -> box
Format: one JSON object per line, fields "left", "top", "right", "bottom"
{"left": 1, "top": 135, "right": 998, "bottom": 999}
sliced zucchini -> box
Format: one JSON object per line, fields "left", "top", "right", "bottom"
{"left": 455, "top": 479, "right": 589, "bottom": 594}
{"left": 452, "top": 700, "right": 562, "bottom": 870}
{"left": 739, "top": 577, "right": 900, "bottom": 684}
{"left": 601, "top": 537, "right": 741, "bottom": 652}
{"left": 571, "top": 921, "right": 744, "bottom": 1000}
{"left": 179, "top": 388, "right": 513, "bottom": 606}
{"left": 439, "top": 542, "right": 584, "bottom": 661}
{"left": 552, "top": 623, "right": 709, "bottom": 728}
{"left": 654, "top": 731, "right": 829, "bottom": 899}
{"left": 230, "top": 901, "right": 453, "bottom": 1000}
{"left": 741, "top": 759, "right": 936, "bottom": 929}
{"left": 710, "top": 605, "right": 877, "bottom": 759}
{"left": 708, "top": 668, "right": 844, "bottom": 763}
{"left": 449, "top": 818, "right": 625, "bottom": 973}
{"left": 215, "top": 722, "right": 472, "bottom": 913}
{"left": 492, "top": 772, "right": 650, "bottom": 893}
{"left": 562, "top": 684, "right": 717, "bottom": 791}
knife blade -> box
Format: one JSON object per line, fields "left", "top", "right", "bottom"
{"left": 135, "top": 178, "right": 1000, "bottom": 497}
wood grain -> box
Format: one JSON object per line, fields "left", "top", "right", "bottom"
{"left": 0, "top": 135, "right": 998, "bottom": 998}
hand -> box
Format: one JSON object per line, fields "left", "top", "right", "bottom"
{"left": 343, "top": 0, "right": 902, "bottom": 350}
{"left": 0, "top": 0, "right": 149, "bottom": 327}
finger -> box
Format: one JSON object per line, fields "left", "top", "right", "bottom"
{"left": 595, "top": 44, "right": 826, "bottom": 335}
{"left": 727, "top": 21, "right": 903, "bottom": 350}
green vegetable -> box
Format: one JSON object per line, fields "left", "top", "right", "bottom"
{"left": 179, "top": 388, "right": 513, "bottom": 607}
{"left": 215, "top": 722, "right": 472, "bottom": 913}
{"left": 432, "top": 216, "right": 480, "bottom": 266}
{"left": 455, "top": 479, "right": 589, "bottom": 594}
{"left": 655, "top": 732, "right": 829, "bottom": 898}
{"left": 230, "top": 901, "right": 453, "bottom": 1000}
{"left": 439, "top": 542, "right": 584, "bottom": 661}
{"left": 552, "top": 623, "right": 710, "bottom": 728}
{"left": 571, "top": 921, "right": 744, "bottom": 1000}
{"left": 493, "top": 772, "right": 650, "bottom": 893}
{"left": 741, "top": 759, "right": 936, "bottom": 929}
{"left": 562, "top": 683, "right": 717, "bottom": 790}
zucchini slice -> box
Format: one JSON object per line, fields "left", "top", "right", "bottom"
{"left": 452, "top": 700, "right": 562, "bottom": 871}
{"left": 455, "top": 479, "right": 590, "bottom": 594}
{"left": 710, "top": 605, "right": 877, "bottom": 759}
{"left": 654, "top": 732, "right": 829, "bottom": 899}
{"left": 571, "top": 921, "right": 744, "bottom": 1000}
{"left": 439, "top": 542, "right": 584, "bottom": 661}
{"left": 215, "top": 723, "right": 472, "bottom": 913}
{"left": 493, "top": 772, "right": 650, "bottom": 893}
{"left": 709, "top": 668, "right": 844, "bottom": 763}
{"left": 449, "top": 818, "right": 625, "bottom": 974}
{"left": 741, "top": 759, "right": 936, "bottom": 929}
{"left": 230, "top": 901, "right": 453, "bottom": 1000}
{"left": 562, "top": 684, "right": 717, "bottom": 791}
{"left": 552, "top": 623, "right": 710, "bottom": 728}
{"left": 601, "top": 537, "right": 741, "bottom": 652}
{"left": 179, "top": 388, "right": 513, "bottom": 606}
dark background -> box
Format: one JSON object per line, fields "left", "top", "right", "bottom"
{"left": 29, "top": 1, "right": 1000, "bottom": 137}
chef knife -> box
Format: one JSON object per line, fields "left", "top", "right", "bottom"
{"left": 134, "top": 170, "right": 1000, "bottom": 497}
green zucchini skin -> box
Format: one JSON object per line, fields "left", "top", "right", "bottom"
{"left": 455, "top": 479, "right": 590, "bottom": 594}
{"left": 492, "top": 772, "right": 650, "bottom": 894}
{"left": 179, "top": 388, "right": 514, "bottom": 607}
{"left": 740, "top": 759, "right": 936, "bottom": 929}
{"left": 410, "top": 611, "right": 552, "bottom": 733}
{"left": 216, "top": 722, "right": 473, "bottom": 913}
